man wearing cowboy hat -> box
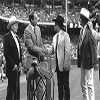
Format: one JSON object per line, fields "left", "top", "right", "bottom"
{"left": 3, "top": 16, "right": 22, "bottom": 100}
{"left": 77, "top": 8, "right": 98, "bottom": 100}
{"left": 47, "top": 15, "right": 71, "bottom": 100}
{"left": 88, "top": 13, "right": 100, "bottom": 81}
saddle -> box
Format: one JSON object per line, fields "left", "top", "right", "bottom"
{"left": 26, "top": 54, "right": 53, "bottom": 80}
{"left": 36, "top": 62, "right": 53, "bottom": 80}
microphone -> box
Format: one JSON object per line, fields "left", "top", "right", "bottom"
{"left": 90, "top": 11, "right": 97, "bottom": 19}
{"left": 93, "top": 1, "right": 100, "bottom": 9}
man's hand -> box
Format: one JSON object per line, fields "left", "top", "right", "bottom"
{"left": 26, "top": 67, "right": 34, "bottom": 80}
{"left": 43, "top": 44, "right": 53, "bottom": 55}
{"left": 94, "top": 64, "right": 99, "bottom": 72}
{"left": 42, "top": 48, "right": 48, "bottom": 55}
{"left": 88, "top": 21, "right": 93, "bottom": 30}
{"left": 13, "top": 64, "right": 18, "bottom": 71}
{"left": 19, "top": 62, "right": 22, "bottom": 67}
{"left": 19, "top": 62, "right": 22, "bottom": 72}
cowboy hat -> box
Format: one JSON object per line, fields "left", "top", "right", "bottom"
{"left": 52, "top": 15, "right": 65, "bottom": 28}
{"left": 7, "top": 16, "right": 20, "bottom": 29}
{"left": 80, "top": 8, "right": 90, "bottom": 20}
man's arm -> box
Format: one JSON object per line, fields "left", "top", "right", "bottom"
{"left": 3, "top": 35, "right": 15, "bottom": 70}
{"left": 24, "top": 30, "right": 44, "bottom": 53}
{"left": 63, "top": 33, "right": 71, "bottom": 71}
{"left": 88, "top": 21, "right": 100, "bottom": 41}
{"left": 89, "top": 30, "right": 98, "bottom": 71}
{"left": 91, "top": 29, "right": 100, "bottom": 41}
{"left": 47, "top": 43, "right": 54, "bottom": 55}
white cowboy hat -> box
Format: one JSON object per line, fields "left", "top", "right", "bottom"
{"left": 80, "top": 8, "right": 90, "bottom": 20}
{"left": 7, "top": 16, "right": 20, "bottom": 29}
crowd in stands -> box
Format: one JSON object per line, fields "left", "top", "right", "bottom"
{"left": 0, "top": 4, "right": 65, "bottom": 22}
{"left": 0, "top": 4, "right": 81, "bottom": 28}
{"left": 67, "top": 12, "right": 82, "bottom": 28}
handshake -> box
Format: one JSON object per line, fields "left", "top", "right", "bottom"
{"left": 13, "top": 62, "right": 22, "bottom": 72}
{"left": 42, "top": 48, "right": 48, "bottom": 55}
{"left": 42, "top": 44, "right": 52, "bottom": 55}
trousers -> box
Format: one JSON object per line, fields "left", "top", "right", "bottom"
{"left": 57, "top": 71, "right": 70, "bottom": 100}
{"left": 81, "top": 67, "right": 95, "bottom": 100}
{"left": 6, "top": 71, "right": 20, "bottom": 100}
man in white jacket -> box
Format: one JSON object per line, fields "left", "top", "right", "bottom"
{"left": 48, "top": 15, "right": 71, "bottom": 100}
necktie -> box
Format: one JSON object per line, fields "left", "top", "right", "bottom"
{"left": 55, "top": 34, "right": 59, "bottom": 53}
{"left": 15, "top": 34, "right": 19, "bottom": 41}
{"left": 34, "top": 26, "right": 38, "bottom": 46}
{"left": 55, "top": 34, "right": 59, "bottom": 71}
{"left": 15, "top": 34, "right": 20, "bottom": 58}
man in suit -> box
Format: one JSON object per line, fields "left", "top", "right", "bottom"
{"left": 88, "top": 14, "right": 100, "bottom": 81}
{"left": 77, "top": 8, "right": 98, "bottom": 100}
{"left": 48, "top": 15, "right": 71, "bottom": 100}
{"left": 24, "top": 12, "right": 47, "bottom": 100}
{"left": 3, "top": 16, "right": 22, "bottom": 100}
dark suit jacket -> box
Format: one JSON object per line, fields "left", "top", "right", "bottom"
{"left": 77, "top": 25, "right": 98, "bottom": 69}
{"left": 3, "top": 31, "right": 22, "bottom": 77}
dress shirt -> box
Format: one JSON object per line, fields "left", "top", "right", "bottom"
{"left": 79, "top": 25, "right": 87, "bottom": 46}
{"left": 30, "top": 24, "right": 38, "bottom": 44}
{"left": 11, "top": 31, "right": 20, "bottom": 58}
{"left": 58, "top": 30, "right": 65, "bottom": 45}
{"left": 81, "top": 25, "right": 87, "bottom": 41}
{"left": 30, "top": 24, "right": 34, "bottom": 32}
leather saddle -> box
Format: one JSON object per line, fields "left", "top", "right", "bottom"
{"left": 26, "top": 53, "right": 53, "bottom": 80}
